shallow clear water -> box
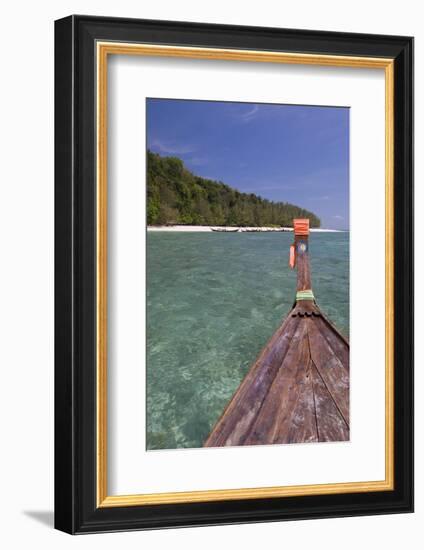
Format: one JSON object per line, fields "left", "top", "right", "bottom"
{"left": 146, "top": 232, "right": 349, "bottom": 450}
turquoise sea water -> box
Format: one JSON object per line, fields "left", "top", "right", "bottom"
{"left": 146, "top": 231, "right": 349, "bottom": 450}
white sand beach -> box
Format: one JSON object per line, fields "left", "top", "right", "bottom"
{"left": 147, "top": 225, "right": 343, "bottom": 233}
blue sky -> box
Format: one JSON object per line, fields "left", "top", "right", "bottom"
{"left": 146, "top": 98, "right": 349, "bottom": 229}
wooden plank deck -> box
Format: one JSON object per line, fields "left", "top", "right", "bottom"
{"left": 204, "top": 219, "right": 349, "bottom": 447}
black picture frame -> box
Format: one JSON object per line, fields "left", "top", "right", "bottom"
{"left": 55, "top": 14, "right": 413, "bottom": 534}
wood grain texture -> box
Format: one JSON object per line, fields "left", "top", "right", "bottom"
{"left": 294, "top": 234, "right": 311, "bottom": 291}
{"left": 204, "top": 311, "right": 350, "bottom": 447}
{"left": 311, "top": 362, "right": 349, "bottom": 442}
{"left": 204, "top": 315, "right": 300, "bottom": 446}
{"left": 307, "top": 318, "right": 349, "bottom": 425}
{"left": 243, "top": 322, "right": 311, "bottom": 445}
{"left": 315, "top": 315, "right": 349, "bottom": 370}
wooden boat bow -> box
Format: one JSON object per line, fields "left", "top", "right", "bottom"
{"left": 204, "top": 218, "right": 349, "bottom": 447}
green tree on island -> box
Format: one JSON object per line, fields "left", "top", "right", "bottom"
{"left": 146, "top": 151, "right": 321, "bottom": 228}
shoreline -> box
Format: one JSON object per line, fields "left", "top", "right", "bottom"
{"left": 147, "top": 225, "right": 344, "bottom": 233}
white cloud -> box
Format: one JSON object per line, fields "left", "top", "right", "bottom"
{"left": 239, "top": 105, "right": 259, "bottom": 122}
{"left": 151, "top": 139, "right": 195, "bottom": 155}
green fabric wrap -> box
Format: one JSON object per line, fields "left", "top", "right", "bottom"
{"left": 296, "top": 289, "right": 315, "bottom": 301}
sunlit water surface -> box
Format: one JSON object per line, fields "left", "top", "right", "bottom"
{"left": 147, "top": 231, "right": 349, "bottom": 450}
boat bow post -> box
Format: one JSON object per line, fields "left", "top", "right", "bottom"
{"left": 290, "top": 218, "right": 321, "bottom": 318}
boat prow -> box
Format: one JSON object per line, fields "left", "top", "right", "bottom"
{"left": 204, "top": 218, "right": 349, "bottom": 447}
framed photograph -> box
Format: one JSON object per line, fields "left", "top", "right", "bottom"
{"left": 54, "top": 15, "right": 413, "bottom": 534}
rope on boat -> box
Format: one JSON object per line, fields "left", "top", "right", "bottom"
{"left": 296, "top": 289, "right": 314, "bottom": 301}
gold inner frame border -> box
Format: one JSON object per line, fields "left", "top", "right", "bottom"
{"left": 96, "top": 41, "right": 394, "bottom": 508}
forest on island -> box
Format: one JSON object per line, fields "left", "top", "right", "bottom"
{"left": 146, "top": 151, "right": 321, "bottom": 227}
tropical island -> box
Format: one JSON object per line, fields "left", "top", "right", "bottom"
{"left": 147, "top": 151, "right": 321, "bottom": 228}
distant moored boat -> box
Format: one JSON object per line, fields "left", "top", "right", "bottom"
{"left": 211, "top": 227, "right": 240, "bottom": 232}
